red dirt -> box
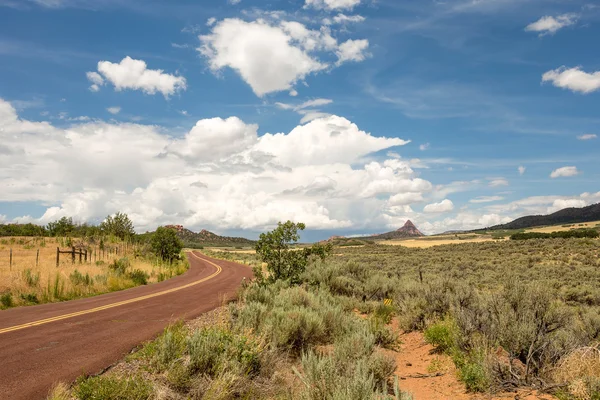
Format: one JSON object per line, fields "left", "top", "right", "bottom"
{"left": 392, "top": 324, "right": 558, "bottom": 400}
{"left": 0, "top": 252, "right": 252, "bottom": 400}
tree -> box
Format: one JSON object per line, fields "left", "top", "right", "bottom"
{"left": 255, "top": 221, "right": 332, "bottom": 284}
{"left": 151, "top": 227, "right": 183, "bottom": 262}
{"left": 100, "top": 212, "right": 135, "bottom": 241}
{"left": 47, "top": 217, "right": 75, "bottom": 237}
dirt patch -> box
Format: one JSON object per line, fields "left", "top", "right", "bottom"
{"left": 380, "top": 238, "right": 500, "bottom": 248}
{"left": 389, "top": 326, "right": 557, "bottom": 400}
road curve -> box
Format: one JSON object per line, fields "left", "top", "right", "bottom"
{"left": 0, "top": 252, "right": 252, "bottom": 400}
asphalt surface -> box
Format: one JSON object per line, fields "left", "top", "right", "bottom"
{"left": 0, "top": 252, "right": 252, "bottom": 399}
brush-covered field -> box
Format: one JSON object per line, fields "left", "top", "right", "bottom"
{"left": 0, "top": 236, "right": 187, "bottom": 309}
{"left": 55, "top": 236, "right": 600, "bottom": 400}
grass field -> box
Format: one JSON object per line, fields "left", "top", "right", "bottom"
{"left": 0, "top": 236, "right": 186, "bottom": 309}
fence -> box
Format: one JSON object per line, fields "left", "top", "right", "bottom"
{"left": 1, "top": 238, "right": 136, "bottom": 273}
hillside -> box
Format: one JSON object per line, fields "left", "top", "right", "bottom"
{"left": 488, "top": 203, "right": 600, "bottom": 230}
{"left": 165, "top": 225, "right": 255, "bottom": 248}
{"left": 374, "top": 220, "right": 424, "bottom": 239}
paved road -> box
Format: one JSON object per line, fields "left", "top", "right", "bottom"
{"left": 0, "top": 252, "right": 252, "bottom": 400}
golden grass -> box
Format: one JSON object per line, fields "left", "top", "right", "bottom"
{"left": 0, "top": 236, "right": 167, "bottom": 308}
{"left": 379, "top": 237, "right": 500, "bottom": 248}
{"left": 524, "top": 220, "right": 600, "bottom": 234}
{"left": 554, "top": 346, "right": 600, "bottom": 400}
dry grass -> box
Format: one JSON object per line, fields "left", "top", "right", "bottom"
{"left": 0, "top": 236, "right": 166, "bottom": 308}
{"left": 379, "top": 237, "right": 500, "bottom": 248}
{"left": 525, "top": 220, "right": 600, "bottom": 234}
{"left": 554, "top": 346, "right": 600, "bottom": 400}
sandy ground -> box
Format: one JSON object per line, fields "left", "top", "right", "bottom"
{"left": 390, "top": 325, "right": 557, "bottom": 400}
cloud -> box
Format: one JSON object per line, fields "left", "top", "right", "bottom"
{"left": 199, "top": 19, "right": 326, "bottom": 97}
{"left": 332, "top": 14, "right": 365, "bottom": 24}
{"left": 336, "top": 39, "right": 369, "bottom": 65}
{"left": 424, "top": 199, "right": 454, "bottom": 213}
{"left": 207, "top": 17, "right": 217, "bottom": 26}
{"left": 550, "top": 166, "right": 579, "bottom": 178}
{"left": 276, "top": 98, "right": 334, "bottom": 123}
{"left": 488, "top": 178, "right": 509, "bottom": 187}
{"left": 1, "top": 97, "right": 424, "bottom": 233}
{"left": 547, "top": 198, "right": 586, "bottom": 213}
{"left": 198, "top": 18, "right": 368, "bottom": 96}
{"left": 525, "top": 14, "right": 577, "bottom": 36}
{"left": 107, "top": 106, "right": 121, "bottom": 115}
{"left": 542, "top": 67, "right": 600, "bottom": 94}
{"left": 87, "top": 57, "right": 187, "bottom": 97}
{"left": 469, "top": 196, "right": 504, "bottom": 204}
{"left": 419, "top": 143, "right": 430, "bottom": 151}
{"left": 518, "top": 166, "right": 526, "bottom": 176}
{"left": 304, "top": 0, "right": 361, "bottom": 11}
{"left": 578, "top": 134, "right": 597, "bottom": 140}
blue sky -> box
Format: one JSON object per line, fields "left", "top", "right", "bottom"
{"left": 0, "top": 0, "right": 599, "bottom": 241}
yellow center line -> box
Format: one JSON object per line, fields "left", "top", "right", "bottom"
{"left": 0, "top": 252, "right": 221, "bottom": 335}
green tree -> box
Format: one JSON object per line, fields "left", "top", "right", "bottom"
{"left": 47, "top": 217, "right": 75, "bottom": 237}
{"left": 255, "top": 221, "right": 332, "bottom": 284}
{"left": 100, "top": 212, "right": 135, "bottom": 241}
{"left": 151, "top": 227, "right": 183, "bottom": 262}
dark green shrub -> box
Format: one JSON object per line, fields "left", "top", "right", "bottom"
{"left": 20, "top": 293, "right": 39, "bottom": 304}
{"left": 1, "top": 292, "right": 13, "bottom": 309}
{"left": 128, "top": 269, "right": 149, "bottom": 285}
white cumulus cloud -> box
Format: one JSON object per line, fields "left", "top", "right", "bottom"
{"left": 518, "top": 166, "right": 526, "bottom": 176}
{"left": 542, "top": 67, "right": 600, "bottom": 94}
{"left": 198, "top": 18, "right": 368, "bottom": 96}
{"left": 107, "top": 106, "right": 121, "bottom": 115}
{"left": 305, "top": 0, "right": 361, "bottom": 11}
{"left": 87, "top": 57, "right": 187, "bottom": 97}
{"left": 424, "top": 199, "right": 454, "bottom": 213}
{"left": 336, "top": 39, "right": 369, "bottom": 65}
{"left": 550, "top": 166, "right": 579, "bottom": 178}
{"left": 525, "top": 14, "right": 577, "bottom": 35}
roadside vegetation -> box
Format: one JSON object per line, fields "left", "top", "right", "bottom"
{"left": 50, "top": 225, "right": 600, "bottom": 399}
{"left": 0, "top": 213, "right": 187, "bottom": 309}
{"left": 56, "top": 221, "right": 411, "bottom": 400}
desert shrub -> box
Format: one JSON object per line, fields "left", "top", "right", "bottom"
{"left": 20, "top": 293, "right": 39, "bottom": 304}
{"left": 1, "top": 292, "right": 13, "bottom": 309}
{"left": 70, "top": 270, "right": 92, "bottom": 286}
{"left": 368, "top": 351, "right": 397, "bottom": 388}
{"left": 73, "top": 374, "right": 152, "bottom": 400}
{"left": 23, "top": 268, "right": 40, "bottom": 287}
{"left": 295, "top": 352, "right": 377, "bottom": 400}
{"left": 424, "top": 318, "right": 459, "bottom": 353}
{"left": 127, "top": 269, "right": 149, "bottom": 285}
{"left": 109, "top": 258, "right": 130, "bottom": 275}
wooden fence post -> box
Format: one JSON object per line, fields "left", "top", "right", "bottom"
{"left": 9, "top": 248, "right": 12, "bottom": 271}
{"left": 79, "top": 249, "right": 82, "bottom": 264}
{"left": 56, "top": 247, "right": 60, "bottom": 267}
{"left": 36, "top": 249, "right": 40, "bottom": 267}
{"left": 71, "top": 246, "right": 75, "bottom": 264}
{"left": 84, "top": 249, "right": 87, "bottom": 262}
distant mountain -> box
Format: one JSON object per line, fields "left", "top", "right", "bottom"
{"left": 488, "top": 203, "right": 600, "bottom": 231}
{"left": 165, "top": 225, "right": 255, "bottom": 248}
{"left": 371, "top": 220, "right": 425, "bottom": 240}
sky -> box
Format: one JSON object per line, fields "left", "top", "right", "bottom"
{"left": 0, "top": 0, "right": 599, "bottom": 241}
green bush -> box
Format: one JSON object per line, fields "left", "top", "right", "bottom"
{"left": 23, "top": 268, "right": 40, "bottom": 287}
{"left": 73, "top": 375, "right": 151, "bottom": 400}
{"left": 424, "top": 319, "right": 458, "bottom": 353}
{"left": 70, "top": 270, "right": 93, "bottom": 286}
{"left": 127, "top": 269, "right": 149, "bottom": 285}
{"left": 1, "top": 292, "right": 13, "bottom": 309}
{"left": 109, "top": 258, "right": 130, "bottom": 275}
